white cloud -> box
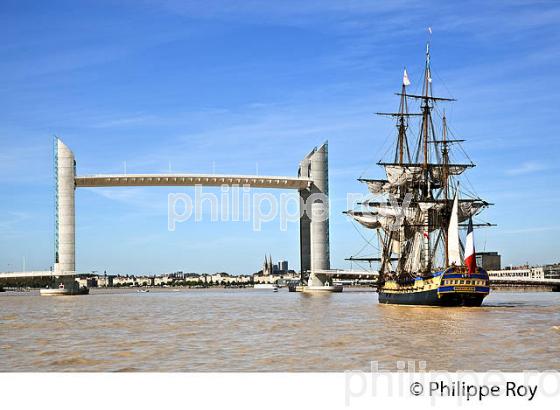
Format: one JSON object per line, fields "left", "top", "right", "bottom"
{"left": 505, "top": 161, "right": 548, "bottom": 176}
{"left": 499, "top": 226, "right": 560, "bottom": 235}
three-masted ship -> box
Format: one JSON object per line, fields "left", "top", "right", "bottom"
{"left": 346, "top": 43, "right": 491, "bottom": 306}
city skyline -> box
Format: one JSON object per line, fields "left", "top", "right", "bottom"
{"left": 1, "top": 1, "right": 560, "bottom": 274}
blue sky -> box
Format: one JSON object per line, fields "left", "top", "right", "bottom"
{"left": 1, "top": 0, "right": 559, "bottom": 274}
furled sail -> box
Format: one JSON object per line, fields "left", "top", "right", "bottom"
{"left": 375, "top": 205, "right": 417, "bottom": 220}
{"left": 384, "top": 164, "right": 471, "bottom": 187}
{"left": 384, "top": 165, "right": 423, "bottom": 186}
{"left": 430, "top": 165, "right": 470, "bottom": 180}
{"left": 358, "top": 178, "right": 390, "bottom": 194}
{"left": 345, "top": 210, "right": 382, "bottom": 229}
{"left": 458, "top": 201, "right": 485, "bottom": 220}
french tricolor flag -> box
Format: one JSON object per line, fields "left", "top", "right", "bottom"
{"left": 464, "top": 217, "right": 477, "bottom": 274}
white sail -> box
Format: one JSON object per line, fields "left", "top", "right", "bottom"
{"left": 418, "top": 202, "right": 435, "bottom": 212}
{"left": 404, "top": 231, "right": 423, "bottom": 272}
{"left": 459, "top": 201, "right": 485, "bottom": 221}
{"left": 346, "top": 211, "right": 382, "bottom": 229}
{"left": 384, "top": 164, "right": 470, "bottom": 188}
{"left": 375, "top": 205, "right": 416, "bottom": 220}
{"left": 385, "top": 165, "right": 423, "bottom": 186}
{"left": 430, "top": 165, "right": 469, "bottom": 180}
{"left": 360, "top": 179, "right": 389, "bottom": 194}
{"left": 447, "top": 193, "right": 461, "bottom": 265}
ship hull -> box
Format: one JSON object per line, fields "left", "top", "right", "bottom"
{"left": 378, "top": 288, "right": 485, "bottom": 307}
{"left": 377, "top": 267, "right": 490, "bottom": 307}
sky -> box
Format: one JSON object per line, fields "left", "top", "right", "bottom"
{"left": 1, "top": 0, "right": 559, "bottom": 275}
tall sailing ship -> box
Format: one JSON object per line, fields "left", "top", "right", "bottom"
{"left": 346, "top": 42, "right": 491, "bottom": 306}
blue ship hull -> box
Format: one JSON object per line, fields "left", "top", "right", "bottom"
{"left": 377, "top": 267, "right": 490, "bottom": 307}
{"left": 378, "top": 288, "right": 486, "bottom": 306}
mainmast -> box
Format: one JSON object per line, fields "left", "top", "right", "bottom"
{"left": 442, "top": 111, "right": 449, "bottom": 266}
{"left": 421, "top": 42, "right": 432, "bottom": 272}
{"left": 422, "top": 42, "right": 431, "bottom": 173}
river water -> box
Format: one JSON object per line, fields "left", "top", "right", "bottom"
{"left": 1, "top": 288, "right": 559, "bottom": 372}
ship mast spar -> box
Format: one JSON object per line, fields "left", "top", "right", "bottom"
{"left": 442, "top": 111, "right": 449, "bottom": 266}
{"left": 422, "top": 43, "right": 431, "bottom": 174}
{"left": 421, "top": 42, "right": 432, "bottom": 272}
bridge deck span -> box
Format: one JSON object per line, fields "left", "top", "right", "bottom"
{"left": 75, "top": 174, "right": 312, "bottom": 190}
{"left": 0, "top": 271, "right": 57, "bottom": 279}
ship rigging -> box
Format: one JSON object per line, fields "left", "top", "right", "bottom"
{"left": 345, "top": 40, "right": 493, "bottom": 306}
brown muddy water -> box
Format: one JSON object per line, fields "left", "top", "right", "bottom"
{"left": 1, "top": 288, "right": 559, "bottom": 371}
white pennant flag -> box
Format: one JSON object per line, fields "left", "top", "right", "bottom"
{"left": 403, "top": 68, "right": 411, "bottom": 86}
